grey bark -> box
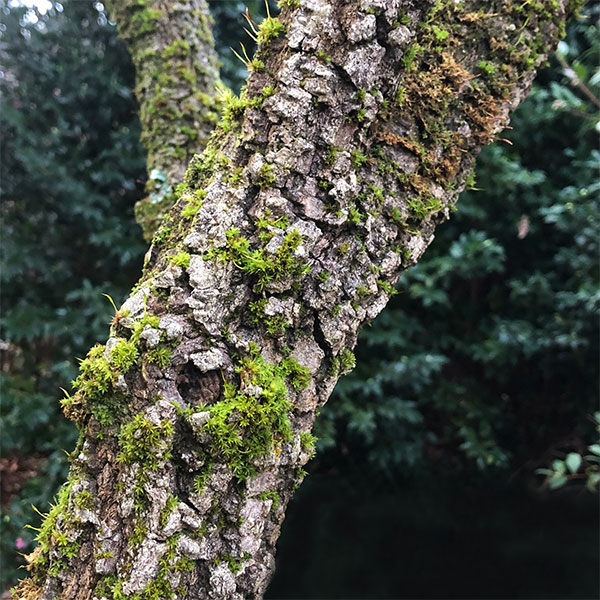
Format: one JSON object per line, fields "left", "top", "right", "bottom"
{"left": 13, "top": 1, "right": 574, "bottom": 599}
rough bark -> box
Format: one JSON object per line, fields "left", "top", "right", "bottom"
{"left": 13, "top": 1, "right": 578, "bottom": 599}
{"left": 105, "top": 0, "right": 222, "bottom": 240}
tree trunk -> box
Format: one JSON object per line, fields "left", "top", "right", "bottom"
{"left": 13, "top": 1, "right": 577, "bottom": 598}
{"left": 105, "top": 0, "right": 222, "bottom": 240}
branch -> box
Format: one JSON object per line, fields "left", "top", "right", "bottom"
{"left": 555, "top": 51, "right": 600, "bottom": 109}
{"left": 106, "top": 0, "right": 222, "bottom": 241}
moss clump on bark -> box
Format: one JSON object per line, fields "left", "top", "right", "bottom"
{"left": 201, "top": 347, "right": 295, "bottom": 481}
{"left": 189, "top": 347, "right": 310, "bottom": 484}
{"left": 62, "top": 313, "right": 173, "bottom": 427}
{"left": 118, "top": 413, "right": 175, "bottom": 512}
{"left": 206, "top": 228, "right": 310, "bottom": 293}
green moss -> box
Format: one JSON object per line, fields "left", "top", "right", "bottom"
{"left": 221, "top": 552, "right": 250, "bottom": 574}
{"left": 162, "top": 39, "right": 190, "bottom": 58}
{"left": 367, "top": 183, "right": 385, "bottom": 205}
{"left": 388, "top": 207, "right": 405, "bottom": 226}
{"left": 130, "top": 7, "right": 162, "bottom": 36}
{"left": 75, "top": 489, "right": 94, "bottom": 511}
{"left": 129, "top": 314, "right": 160, "bottom": 345}
{"left": 146, "top": 346, "right": 173, "bottom": 369}
{"left": 278, "top": 0, "right": 300, "bottom": 8}
{"left": 177, "top": 64, "right": 194, "bottom": 85}
{"left": 338, "top": 242, "right": 350, "bottom": 256}
{"left": 395, "top": 10, "right": 411, "bottom": 26}
{"left": 118, "top": 414, "right": 174, "bottom": 469}
{"left": 64, "top": 343, "right": 133, "bottom": 426}
{"left": 265, "top": 314, "right": 288, "bottom": 335}
{"left": 300, "top": 432, "right": 318, "bottom": 457}
{"left": 355, "top": 285, "right": 370, "bottom": 300}
{"left": 316, "top": 50, "right": 332, "bottom": 63}
{"left": 249, "top": 56, "right": 265, "bottom": 71}
{"left": 348, "top": 207, "right": 366, "bottom": 224}
{"left": 181, "top": 190, "right": 206, "bottom": 219}
{"left": 185, "top": 146, "right": 228, "bottom": 188}
{"left": 130, "top": 533, "right": 182, "bottom": 598}
{"left": 478, "top": 60, "right": 496, "bottom": 75}
{"left": 377, "top": 279, "right": 398, "bottom": 296}
{"left": 350, "top": 149, "right": 368, "bottom": 169}
{"left": 292, "top": 467, "right": 308, "bottom": 490}
{"left": 339, "top": 348, "right": 356, "bottom": 371}
{"left": 279, "top": 356, "right": 311, "bottom": 391}
{"left": 401, "top": 43, "right": 423, "bottom": 70}
{"left": 257, "top": 490, "right": 280, "bottom": 511}
{"left": 110, "top": 338, "right": 139, "bottom": 372}
{"left": 325, "top": 145, "right": 343, "bottom": 167}
{"left": 201, "top": 347, "right": 296, "bottom": 481}
{"left": 168, "top": 251, "right": 191, "bottom": 268}
{"left": 395, "top": 86, "right": 406, "bottom": 107}
{"left": 153, "top": 225, "right": 172, "bottom": 246}
{"left": 160, "top": 495, "right": 179, "bottom": 527}
{"left": 464, "top": 170, "right": 477, "bottom": 190}
{"left": 28, "top": 481, "right": 85, "bottom": 578}
{"left": 247, "top": 298, "right": 286, "bottom": 335}
{"left": 35, "top": 483, "right": 72, "bottom": 555}
{"left": 214, "top": 85, "right": 273, "bottom": 135}
{"left": 71, "top": 344, "right": 112, "bottom": 401}
{"left": 431, "top": 24, "right": 449, "bottom": 42}
{"left": 247, "top": 297, "right": 268, "bottom": 320}
{"left": 208, "top": 228, "right": 310, "bottom": 293}
{"left": 174, "top": 557, "right": 195, "bottom": 573}
{"left": 255, "top": 210, "right": 289, "bottom": 233}
{"left": 317, "top": 270, "right": 330, "bottom": 283}
{"left": 217, "top": 87, "right": 249, "bottom": 133}
{"left": 193, "top": 465, "right": 212, "bottom": 495}
{"left": 262, "top": 85, "right": 276, "bottom": 99}
{"left": 47, "top": 525, "right": 82, "bottom": 576}
{"left": 257, "top": 163, "right": 276, "bottom": 188}
{"left": 330, "top": 348, "right": 356, "bottom": 375}
{"left": 226, "top": 167, "right": 244, "bottom": 187}
{"left": 129, "top": 519, "right": 147, "bottom": 548}
{"left": 407, "top": 195, "right": 443, "bottom": 221}
{"left": 171, "top": 145, "right": 186, "bottom": 160}
{"left": 257, "top": 17, "right": 286, "bottom": 46}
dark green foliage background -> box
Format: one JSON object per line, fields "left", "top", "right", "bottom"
{"left": 1, "top": 0, "right": 598, "bottom": 596}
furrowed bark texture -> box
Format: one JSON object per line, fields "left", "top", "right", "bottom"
{"left": 14, "top": 1, "right": 576, "bottom": 599}
{"left": 106, "top": 0, "right": 221, "bottom": 240}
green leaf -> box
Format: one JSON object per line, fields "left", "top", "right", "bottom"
{"left": 586, "top": 472, "right": 600, "bottom": 492}
{"left": 565, "top": 452, "right": 582, "bottom": 474}
{"left": 549, "top": 473, "right": 568, "bottom": 489}
{"left": 588, "top": 444, "right": 600, "bottom": 456}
